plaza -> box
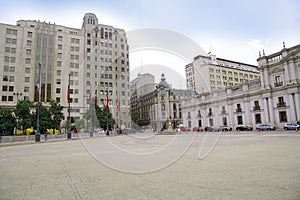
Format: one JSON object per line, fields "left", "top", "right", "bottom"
{"left": 0, "top": 131, "right": 300, "bottom": 200}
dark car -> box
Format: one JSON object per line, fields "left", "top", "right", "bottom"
{"left": 256, "top": 124, "right": 276, "bottom": 131}
{"left": 192, "top": 127, "right": 204, "bottom": 132}
{"left": 284, "top": 123, "right": 299, "bottom": 130}
{"left": 236, "top": 125, "right": 253, "bottom": 131}
{"left": 204, "top": 126, "right": 221, "bottom": 132}
{"left": 220, "top": 126, "right": 232, "bottom": 131}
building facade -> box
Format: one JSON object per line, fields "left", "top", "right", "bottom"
{"left": 131, "top": 73, "right": 197, "bottom": 131}
{"left": 186, "top": 54, "right": 260, "bottom": 93}
{"left": 181, "top": 43, "right": 300, "bottom": 129}
{"left": 0, "top": 13, "right": 130, "bottom": 128}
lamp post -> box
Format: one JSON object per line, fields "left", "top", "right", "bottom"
{"left": 35, "top": 63, "right": 41, "bottom": 142}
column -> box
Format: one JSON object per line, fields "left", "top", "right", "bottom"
{"left": 288, "top": 94, "right": 296, "bottom": 121}
{"left": 244, "top": 100, "right": 250, "bottom": 125}
{"left": 268, "top": 97, "right": 275, "bottom": 124}
{"left": 263, "top": 98, "right": 270, "bottom": 123}
{"left": 294, "top": 93, "right": 300, "bottom": 121}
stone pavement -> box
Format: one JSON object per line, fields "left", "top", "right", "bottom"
{"left": 0, "top": 132, "right": 299, "bottom": 200}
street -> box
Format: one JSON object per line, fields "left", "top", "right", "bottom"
{"left": 0, "top": 131, "right": 299, "bottom": 200}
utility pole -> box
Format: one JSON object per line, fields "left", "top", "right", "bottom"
{"left": 67, "top": 73, "right": 71, "bottom": 139}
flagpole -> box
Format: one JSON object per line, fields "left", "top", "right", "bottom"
{"left": 35, "top": 63, "right": 41, "bottom": 142}
{"left": 106, "top": 90, "right": 109, "bottom": 136}
{"left": 67, "top": 73, "right": 71, "bottom": 139}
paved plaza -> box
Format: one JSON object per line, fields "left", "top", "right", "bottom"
{"left": 0, "top": 132, "right": 300, "bottom": 200}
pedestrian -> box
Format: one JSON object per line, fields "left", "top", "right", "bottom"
{"left": 106, "top": 129, "right": 109, "bottom": 136}
{"left": 45, "top": 130, "right": 48, "bottom": 142}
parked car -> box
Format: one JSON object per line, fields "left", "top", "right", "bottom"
{"left": 236, "top": 125, "right": 253, "bottom": 131}
{"left": 220, "top": 126, "right": 232, "bottom": 131}
{"left": 204, "top": 126, "right": 221, "bottom": 132}
{"left": 284, "top": 123, "right": 300, "bottom": 130}
{"left": 256, "top": 124, "right": 276, "bottom": 131}
{"left": 192, "top": 127, "right": 204, "bottom": 132}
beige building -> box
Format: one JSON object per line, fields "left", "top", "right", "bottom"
{"left": 0, "top": 13, "right": 130, "bottom": 128}
{"left": 186, "top": 54, "right": 260, "bottom": 92}
{"left": 182, "top": 43, "right": 300, "bottom": 129}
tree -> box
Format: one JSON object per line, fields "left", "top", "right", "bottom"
{"left": 95, "top": 105, "right": 115, "bottom": 130}
{"left": 32, "top": 103, "right": 51, "bottom": 134}
{"left": 14, "top": 100, "right": 34, "bottom": 133}
{"left": 0, "top": 107, "right": 16, "bottom": 135}
{"left": 49, "top": 100, "right": 64, "bottom": 133}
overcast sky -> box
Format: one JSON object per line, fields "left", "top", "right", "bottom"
{"left": 1, "top": 0, "right": 299, "bottom": 87}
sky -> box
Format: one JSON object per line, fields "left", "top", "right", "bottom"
{"left": 0, "top": 0, "right": 299, "bottom": 88}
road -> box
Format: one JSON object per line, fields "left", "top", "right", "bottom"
{"left": 0, "top": 131, "right": 299, "bottom": 200}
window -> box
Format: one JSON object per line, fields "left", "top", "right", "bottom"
{"left": 209, "top": 118, "right": 214, "bottom": 126}
{"left": 27, "top": 40, "right": 32, "bottom": 46}
{"left": 9, "top": 86, "right": 14, "bottom": 91}
{"left": 253, "top": 101, "right": 260, "bottom": 110}
{"left": 28, "top": 32, "right": 33, "bottom": 37}
{"left": 274, "top": 76, "right": 282, "bottom": 87}
{"left": 25, "top": 77, "right": 30, "bottom": 82}
{"left": 222, "top": 117, "right": 227, "bottom": 126}
{"left": 237, "top": 116, "right": 243, "bottom": 125}
{"left": 58, "top": 36, "right": 63, "bottom": 41}
{"left": 58, "top": 44, "right": 62, "bottom": 50}
{"left": 9, "top": 66, "right": 15, "bottom": 72}
{"left": 236, "top": 104, "right": 242, "bottom": 112}
{"left": 25, "top": 58, "right": 31, "bottom": 64}
{"left": 2, "top": 96, "right": 7, "bottom": 101}
{"left": 24, "top": 87, "right": 29, "bottom": 92}
{"left": 26, "top": 49, "right": 31, "bottom": 55}
{"left": 277, "top": 97, "right": 285, "bottom": 107}
{"left": 255, "top": 114, "right": 261, "bottom": 123}
{"left": 279, "top": 111, "right": 287, "bottom": 122}
{"left": 2, "top": 86, "right": 8, "bottom": 91}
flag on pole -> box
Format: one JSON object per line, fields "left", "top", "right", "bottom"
{"left": 105, "top": 93, "right": 110, "bottom": 110}
{"left": 36, "top": 63, "right": 41, "bottom": 100}
{"left": 67, "top": 77, "right": 70, "bottom": 103}
{"left": 36, "top": 76, "right": 40, "bottom": 100}
{"left": 116, "top": 96, "right": 120, "bottom": 111}
{"left": 88, "top": 93, "right": 91, "bottom": 105}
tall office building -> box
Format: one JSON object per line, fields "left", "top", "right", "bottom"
{"left": 0, "top": 13, "right": 130, "bottom": 128}
{"left": 186, "top": 54, "right": 260, "bottom": 92}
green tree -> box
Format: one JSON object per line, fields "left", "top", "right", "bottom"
{"left": 95, "top": 105, "right": 115, "bottom": 130}
{"left": 49, "top": 100, "right": 64, "bottom": 133}
{"left": 14, "top": 100, "right": 34, "bottom": 133}
{"left": 0, "top": 107, "right": 16, "bottom": 135}
{"left": 32, "top": 103, "right": 52, "bottom": 134}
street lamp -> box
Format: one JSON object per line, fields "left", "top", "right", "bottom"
{"left": 67, "top": 73, "right": 71, "bottom": 139}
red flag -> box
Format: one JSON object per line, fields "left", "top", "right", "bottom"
{"left": 117, "top": 96, "right": 120, "bottom": 111}
{"left": 106, "top": 94, "right": 109, "bottom": 110}
{"left": 88, "top": 93, "right": 91, "bottom": 105}
{"left": 67, "top": 79, "right": 70, "bottom": 103}
{"left": 36, "top": 76, "right": 40, "bottom": 100}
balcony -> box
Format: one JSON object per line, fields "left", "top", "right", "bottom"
{"left": 253, "top": 106, "right": 261, "bottom": 111}
{"left": 207, "top": 112, "right": 213, "bottom": 117}
{"left": 236, "top": 108, "right": 242, "bottom": 113}
{"left": 277, "top": 102, "right": 286, "bottom": 108}
{"left": 274, "top": 82, "right": 283, "bottom": 87}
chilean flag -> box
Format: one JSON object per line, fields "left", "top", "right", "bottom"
{"left": 36, "top": 76, "right": 40, "bottom": 100}
{"left": 105, "top": 94, "right": 110, "bottom": 110}
{"left": 116, "top": 96, "right": 120, "bottom": 111}
{"left": 67, "top": 79, "right": 70, "bottom": 103}
{"left": 36, "top": 63, "right": 41, "bottom": 100}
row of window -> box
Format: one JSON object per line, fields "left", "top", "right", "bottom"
{"left": 188, "top": 98, "right": 286, "bottom": 118}
{"left": 189, "top": 110, "right": 288, "bottom": 128}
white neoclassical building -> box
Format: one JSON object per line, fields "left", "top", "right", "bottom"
{"left": 181, "top": 43, "right": 300, "bottom": 129}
